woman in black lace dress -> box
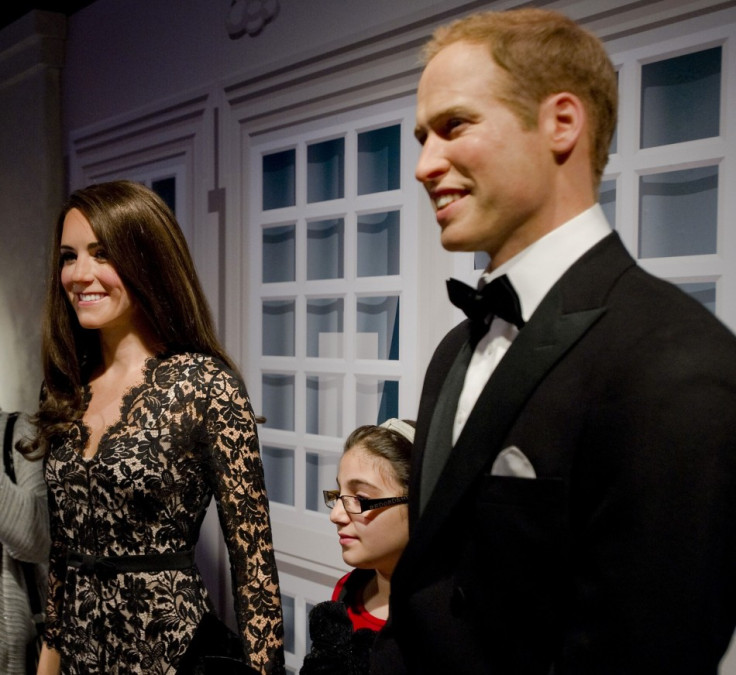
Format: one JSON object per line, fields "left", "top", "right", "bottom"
{"left": 25, "top": 180, "right": 284, "bottom": 674}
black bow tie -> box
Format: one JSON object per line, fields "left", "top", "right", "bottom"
{"left": 446, "top": 276, "right": 525, "bottom": 339}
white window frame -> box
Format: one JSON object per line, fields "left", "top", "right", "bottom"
{"left": 246, "top": 96, "right": 421, "bottom": 575}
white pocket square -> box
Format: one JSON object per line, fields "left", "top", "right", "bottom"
{"left": 490, "top": 446, "right": 536, "bottom": 479}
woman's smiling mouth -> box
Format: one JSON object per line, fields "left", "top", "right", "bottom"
{"left": 78, "top": 293, "right": 106, "bottom": 302}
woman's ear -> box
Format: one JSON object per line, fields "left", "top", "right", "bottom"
{"left": 539, "top": 92, "right": 586, "bottom": 157}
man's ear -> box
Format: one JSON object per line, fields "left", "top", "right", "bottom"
{"left": 540, "top": 92, "right": 586, "bottom": 157}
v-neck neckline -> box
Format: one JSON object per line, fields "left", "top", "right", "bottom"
{"left": 77, "top": 355, "right": 161, "bottom": 462}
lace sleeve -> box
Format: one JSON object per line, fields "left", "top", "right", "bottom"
{"left": 203, "top": 360, "right": 285, "bottom": 674}
{"left": 43, "top": 485, "right": 65, "bottom": 650}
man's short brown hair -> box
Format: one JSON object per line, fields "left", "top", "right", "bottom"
{"left": 422, "top": 8, "right": 618, "bottom": 189}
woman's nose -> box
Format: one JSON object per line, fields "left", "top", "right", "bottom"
{"left": 70, "top": 255, "right": 93, "bottom": 282}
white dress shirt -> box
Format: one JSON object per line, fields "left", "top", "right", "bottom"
{"left": 452, "top": 204, "right": 612, "bottom": 445}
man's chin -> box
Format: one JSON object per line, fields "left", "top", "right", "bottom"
{"left": 439, "top": 231, "right": 478, "bottom": 253}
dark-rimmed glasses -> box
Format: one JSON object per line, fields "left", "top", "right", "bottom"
{"left": 323, "top": 489, "right": 408, "bottom": 514}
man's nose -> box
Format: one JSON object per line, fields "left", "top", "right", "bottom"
{"left": 415, "top": 135, "right": 449, "bottom": 184}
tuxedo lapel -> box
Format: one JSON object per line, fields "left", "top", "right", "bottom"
{"left": 402, "top": 233, "right": 636, "bottom": 571}
{"left": 412, "top": 295, "right": 605, "bottom": 547}
{"left": 419, "top": 341, "right": 474, "bottom": 513}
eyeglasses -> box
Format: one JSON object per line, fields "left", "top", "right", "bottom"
{"left": 323, "top": 489, "right": 408, "bottom": 514}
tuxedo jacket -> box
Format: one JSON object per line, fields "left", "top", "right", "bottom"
{"left": 371, "top": 233, "right": 736, "bottom": 674}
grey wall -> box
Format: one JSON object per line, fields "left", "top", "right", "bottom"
{"left": 60, "top": 0, "right": 475, "bottom": 135}
{"left": 0, "top": 13, "right": 65, "bottom": 412}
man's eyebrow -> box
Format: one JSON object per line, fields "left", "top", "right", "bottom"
{"left": 414, "top": 106, "right": 471, "bottom": 141}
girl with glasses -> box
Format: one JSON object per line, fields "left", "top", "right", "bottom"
{"left": 301, "top": 418, "right": 414, "bottom": 675}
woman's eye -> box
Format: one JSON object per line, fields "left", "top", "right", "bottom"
{"left": 93, "top": 248, "right": 108, "bottom": 261}
{"left": 59, "top": 251, "right": 76, "bottom": 266}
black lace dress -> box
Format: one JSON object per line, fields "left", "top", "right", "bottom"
{"left": 43, "top": 353, "right": 285, "bottom": 674}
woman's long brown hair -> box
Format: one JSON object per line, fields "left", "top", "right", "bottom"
{"left": 24, "top": 180, "right": 235, "bottom": 456}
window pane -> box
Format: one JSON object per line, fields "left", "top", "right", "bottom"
{"left": 262, "top": 373, "right": 295, "bottom": 430}
{"left": 307, "top": 298, "right": 344, "bottom": 358}
{"left": 263, "top": 149, "right": 296, "bottom": 210}
{"left": 600, "top": 179, "right": 617, "bottom": 229}
{"left": 307, "top": 218, "right": 344, "bottom": 280}
{"left": 305, "top": 603, "right": 314, "bottom": 651}
{"left": 305, "top": 452, "right": 339, "bottom": 513}
{"left": 263, "top": 225, "right": 295, "bottom": 283}
{"left": 262, "top": 445, "right": 295, "bottom": 506}
{"left": 151, "top": 176, "right": 176, "bottom": 214}
{"left": 262, "top": 300, "right": 295, "bottom": 356}
{"left": 306, "top": 374, "right": 343, "bottom": 437}
{"left": 308, "top": 138, "right": 344, "bottom": 203}
{"left": 609, "top": 70, "right": 619, "bottom": 156}
{"left": 358, "top": 124, "right": 400, "bottom": 194}
{"left": 282, "top": 594, "right": 295, "bottom": 654}
{"left": 356, "top": 377, "right": 399, "bottom": 425}
{"left": 677, "top": 282, "right": 716, "bottom": 313}
{"left": 640, "top": 47, "right": 721, "bottom": 148}
{"left": 356, "top": 296, "right": 399, "bottom": 360}
{"left": 357, "top": 211, "right": 400, "bottom": 277}
{"left": 638, "top": 165, "right": 718, "bottom": 258}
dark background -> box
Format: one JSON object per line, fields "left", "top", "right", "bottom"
{"left": 0, "top": 1, "right": 96, "bottom": 31}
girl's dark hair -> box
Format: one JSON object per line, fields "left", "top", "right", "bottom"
{"left": 28, "top": 180, "right": 233, "bottom": 455}
{"left": 343, "top": 420, "right": 415, "bottom": 491}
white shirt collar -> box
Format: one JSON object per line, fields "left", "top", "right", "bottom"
{"left": 482, "top": 204, "right": 612, "bottom": 322}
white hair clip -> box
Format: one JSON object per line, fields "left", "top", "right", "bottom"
{"left": 379, "top": 418, "right": 415, "bottom": 443}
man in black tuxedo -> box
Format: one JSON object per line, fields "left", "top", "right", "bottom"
{"left": 371, "top": 8, "right": 736, "bottom": 674}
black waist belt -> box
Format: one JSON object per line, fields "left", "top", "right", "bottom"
{"left": 67, "top": 549, "right": 195, "bottom": 577}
